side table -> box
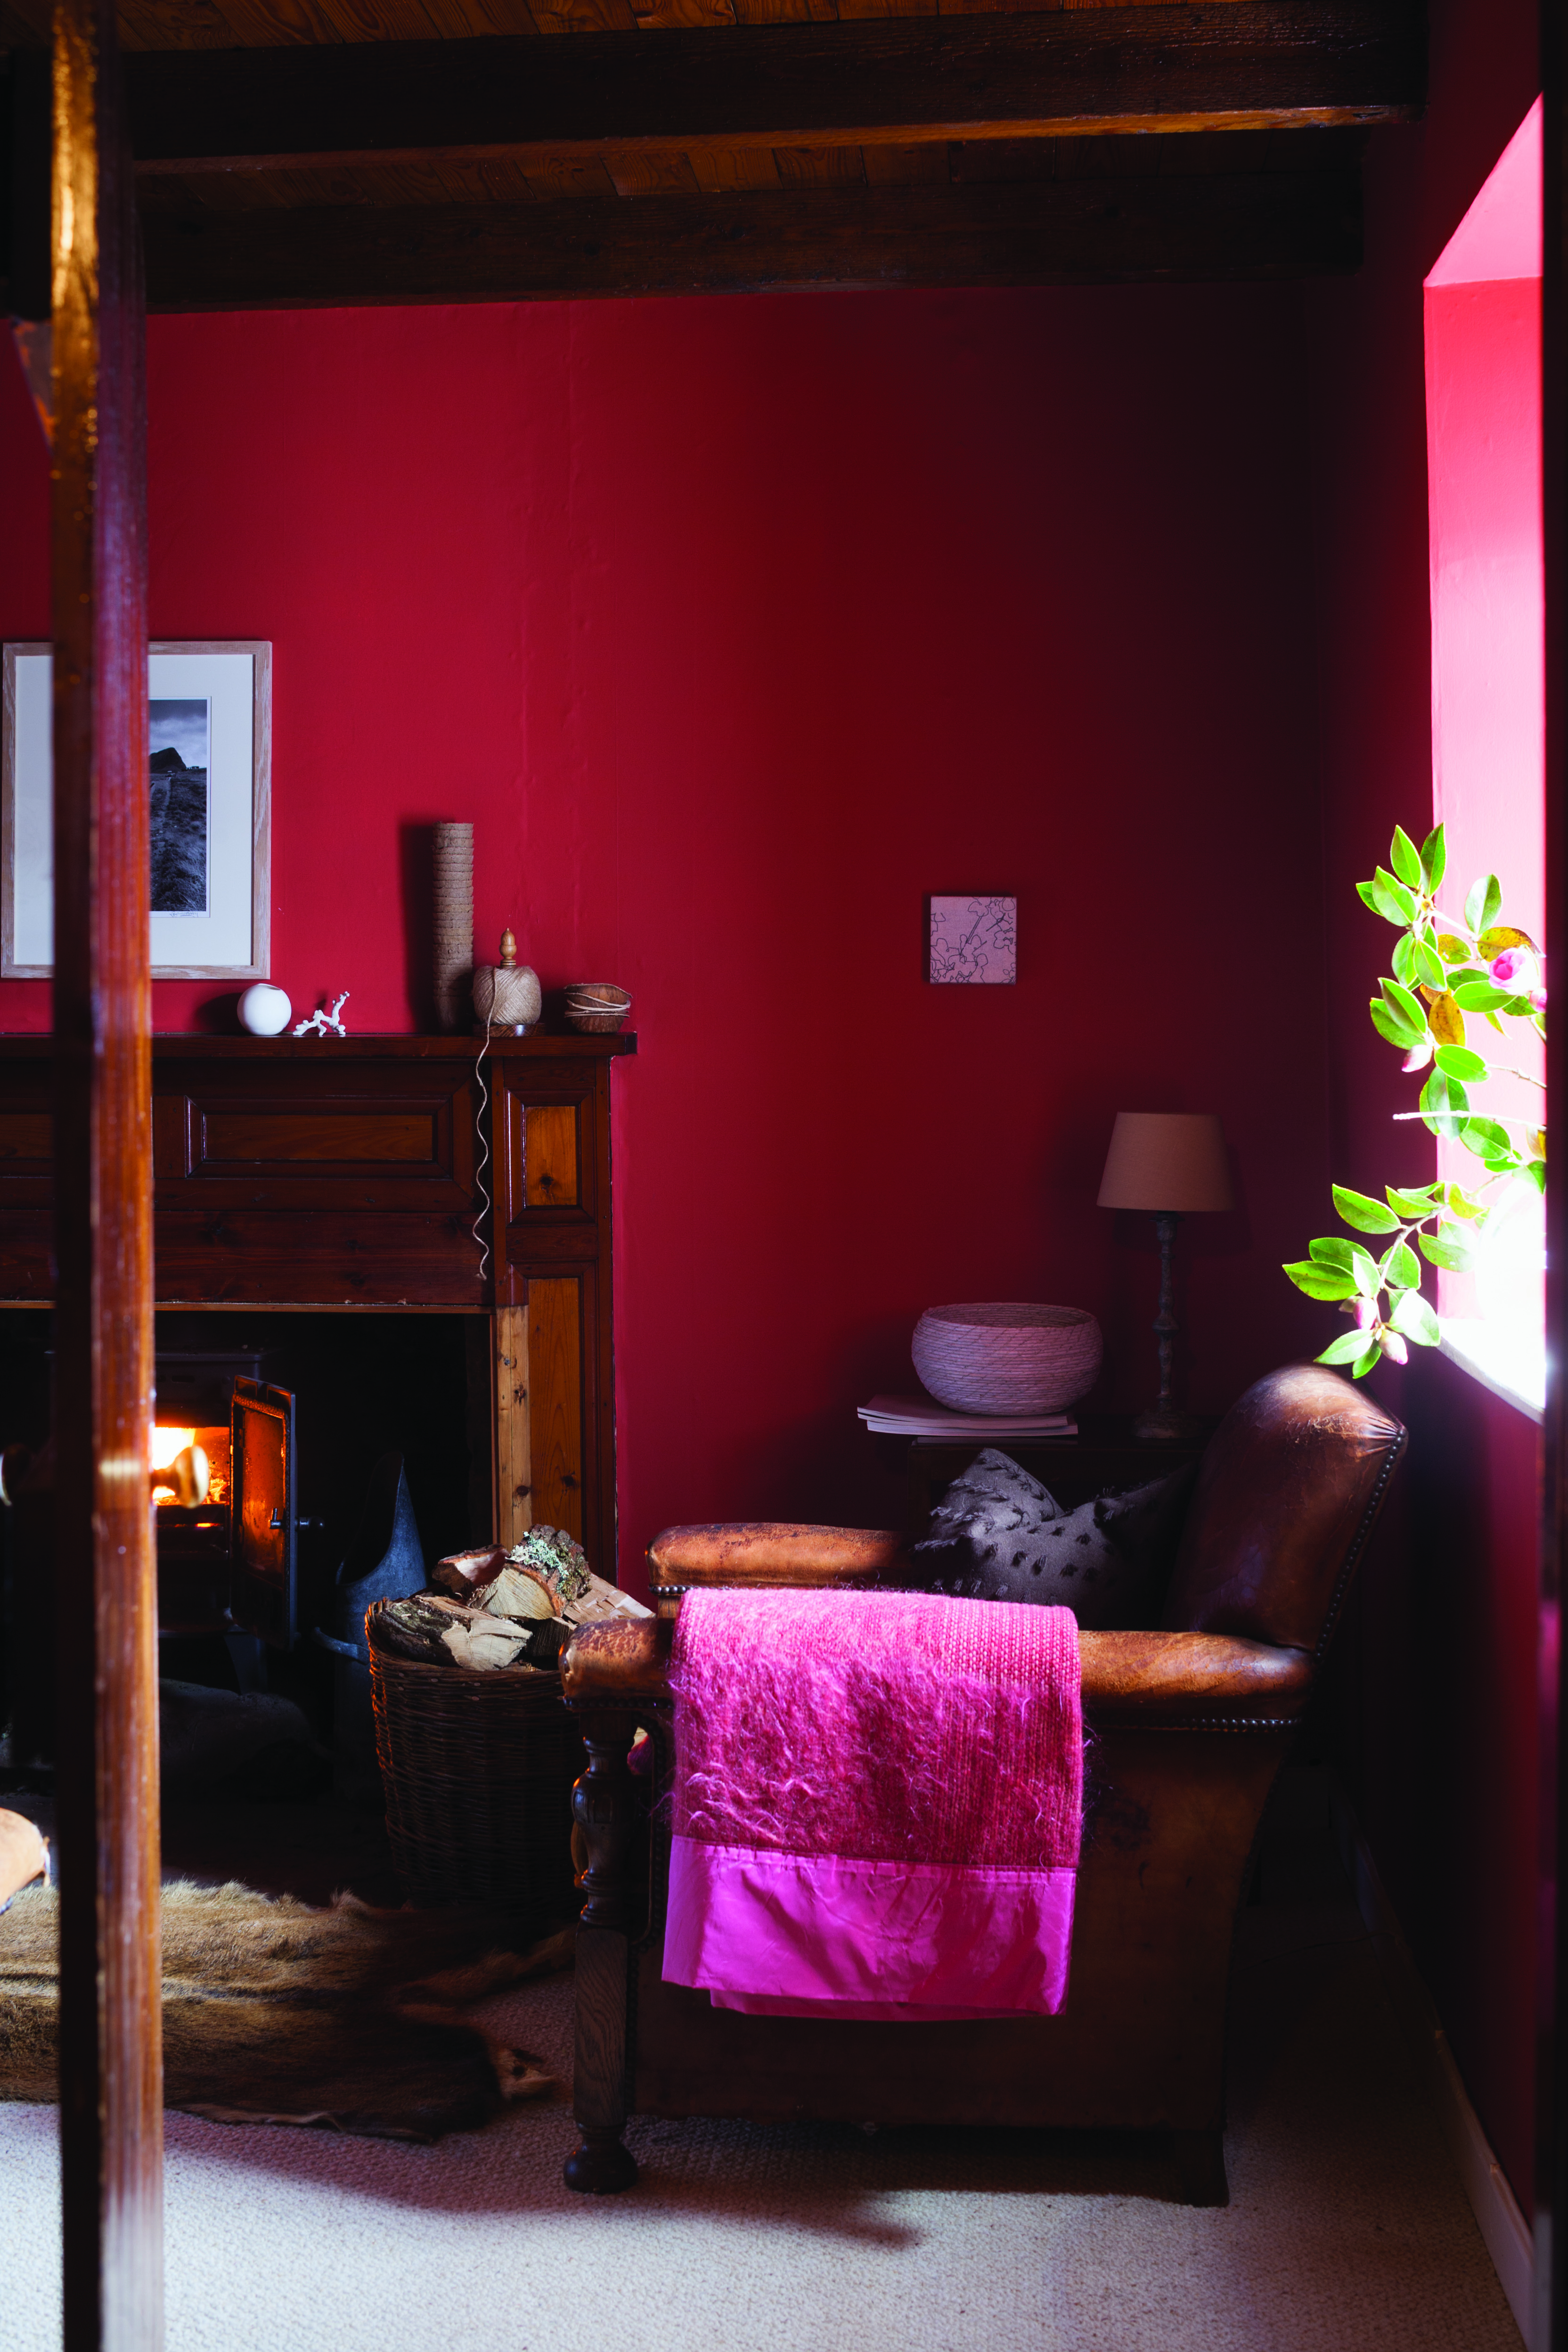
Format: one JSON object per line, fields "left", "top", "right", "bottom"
{"left": 905, "top": 1413, "right": 1215, "bottom": 1537}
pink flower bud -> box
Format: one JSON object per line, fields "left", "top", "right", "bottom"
{"left": 1402, "top": 1040, "right": 1433, "bottom": 1073}
{"left": 1377, "top": 1327, "right": 1408, "bottom": 1364}
{"left": 1354, "top": 1297, "right": 1378, "bottom": 1329}
{"left": 1531, "top": 987, "right": 1548, "bottom": 1012}
{"left": 1491, "top": 947, "right": 1532, "bottom": 988}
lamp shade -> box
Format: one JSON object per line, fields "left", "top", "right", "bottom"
{"left": 1097, "top": 1112, "right": 1234, "bottom": 1213}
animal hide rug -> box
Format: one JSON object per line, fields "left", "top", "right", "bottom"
{"left": 0, "top": 1879, "right": 571, "bottom": 2141}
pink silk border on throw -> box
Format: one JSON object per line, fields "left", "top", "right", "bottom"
{"left": 664, "top": 1837, "right": 1078, "bottom": 2019}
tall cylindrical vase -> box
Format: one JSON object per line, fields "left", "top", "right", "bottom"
{"left": 433, "top": 822, "right": 474, "bottom": 1033}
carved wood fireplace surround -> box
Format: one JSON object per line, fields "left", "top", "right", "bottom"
{"left": 0, "top": 1032, "right": 636, "bottom": 1575}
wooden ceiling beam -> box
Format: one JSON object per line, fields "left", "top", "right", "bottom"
{"left": 126, "top": 0, "right": 1422, "bottom": 177}
{"left": 142, "top": 166, "right": 1360, "bottom": 307}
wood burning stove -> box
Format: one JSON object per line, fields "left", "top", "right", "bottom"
{"left": 152, "top": 1358, "right": 299, "bottom": 1650}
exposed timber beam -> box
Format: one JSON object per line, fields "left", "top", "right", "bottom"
{"left": 126, "top": 0, "right": 1423, "bottom": 177}
{"left": 142, "top": 169, "right": 1360, "bottom": 309}
{"left": 52, "top": 0, "right": 164, "bottom": 2344}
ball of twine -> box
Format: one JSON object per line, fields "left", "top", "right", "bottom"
{"left": 563, "top": 982, "right": 631, "bottom": 1034}
{"left": 433, "top": 823, "right": 474, "bottom": 1033}
{"left": 473, "top": 962, "right": 543, "bottom": 1033}
{"left": 912, "top": 1302, "right": 1103, "bottom": 1414}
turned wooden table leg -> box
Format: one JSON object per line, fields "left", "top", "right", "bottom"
{"left": 565, "top": 1710, "right": 640, "bottom": 2193}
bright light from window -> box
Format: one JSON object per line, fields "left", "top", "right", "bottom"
{"left": 1424, "top": 96, "right": 1545, "bottom": 1388}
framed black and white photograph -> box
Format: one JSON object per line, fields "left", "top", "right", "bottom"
{"left": 1, "top": 639, "right": 271, "bottom": 978}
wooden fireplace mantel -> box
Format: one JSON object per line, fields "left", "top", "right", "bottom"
{"left": 0, "top": 1029, "right": 636, "bottom": 1573}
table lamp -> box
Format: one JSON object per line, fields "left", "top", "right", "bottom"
{"left": 1097, "top": 1111, "right": 1234, "bottom": 1441}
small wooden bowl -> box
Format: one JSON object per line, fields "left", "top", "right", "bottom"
{"left": 564, "top": 983, "right": 632, "bottom": 1034}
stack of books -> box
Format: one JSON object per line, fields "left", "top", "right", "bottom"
{"left": 857, "top": 1394, "right": 1078, "bottom": 1439}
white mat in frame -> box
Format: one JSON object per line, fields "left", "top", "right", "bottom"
{"left": 1, "top": 639, "right": 271, "bottom": 978}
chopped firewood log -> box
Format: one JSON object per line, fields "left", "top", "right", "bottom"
{"left": 370, "top": 1600, "right": 452, "bottom": 1664}
{"left": 528, "top": 1620, "right": 569, "bottom": 1668}
{"left": 431, "top": 1545, "right": 506, "bottom": 1598}
{"left": 481, "top": 1565, "right": 560, "bottom": 1622}
{"left": 561, "top": 1573, "right": 654, "bottom": 1627}
{"left": 440, "top": 1621, "right": 532, "bottom": 1672}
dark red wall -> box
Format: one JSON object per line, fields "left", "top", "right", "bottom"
{"left": 0, "top": 0, "right": 1545, "bottom": 2238}
{"left": 0, "top": 282, "right": 1331, "bottom": 1559}
{"left": 1307, "top": 0, "right": 1541, "bottom": 2211}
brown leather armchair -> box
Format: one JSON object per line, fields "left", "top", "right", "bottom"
{"left": 561, "top": 1364, "right": 1405, "bottom": 2205}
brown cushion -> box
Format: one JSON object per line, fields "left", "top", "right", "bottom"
{"left": 1161, "top": 1364, "right": 1405, "bottom": 1654}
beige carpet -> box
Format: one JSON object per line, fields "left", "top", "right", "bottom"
{"left": 0, "top": 1802, "right": 1524, "bottom": 2352}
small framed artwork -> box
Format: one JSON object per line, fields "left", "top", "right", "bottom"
{"left": 1, "top": 639, "right": 272, "bottom": 978}
{"left": 928, "top": 894, "right": 1017, "bottom": 985}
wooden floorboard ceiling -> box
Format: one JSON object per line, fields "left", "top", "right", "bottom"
{"left": 1, "top": 0, "right": 1423, "bottom": 310}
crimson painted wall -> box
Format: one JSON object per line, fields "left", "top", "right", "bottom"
{"left": 0, "top": 286, "right": 1331, "bottom": 1562}
{"left": 1307, "top": 0, "right": 1541, "bottom": 2211}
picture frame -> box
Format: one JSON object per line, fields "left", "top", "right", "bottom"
{"left": 1, "top": 639, "right": 272, "bottom": 979}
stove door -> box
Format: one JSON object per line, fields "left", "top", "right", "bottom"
{"left": 230, "top": 1377, "right": 296, "bottom": 1647}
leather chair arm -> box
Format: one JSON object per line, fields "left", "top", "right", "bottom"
{"left": 1077, "top": 1630, "right": 1312, "bottom": 1727}
{"left": 563, "top": 1616, "right": 1312, "bottom": 1728}
{"left": 564, "top": 1615, "right": 674, "bottom": 1701}
{"left": 647, "top": 1522, "right": 904, "bottom": 1587}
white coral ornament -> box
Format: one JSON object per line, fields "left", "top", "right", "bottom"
{"left": 293, "top": 990, "right": 350, "bottom": 1038}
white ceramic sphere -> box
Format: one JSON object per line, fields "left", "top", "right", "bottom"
{"left": 912, "top": 1302, "right": 1103, "bottom": 1415}
{"left": 238, "top": 982, "right": 293, "bottom": 1037}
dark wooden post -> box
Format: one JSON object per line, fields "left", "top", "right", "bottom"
{"left": 49, "top": 0, "right": 163, "bottom": 2340}
{"left": 565, "top": 1711, "right": 640, "bottom": 2193}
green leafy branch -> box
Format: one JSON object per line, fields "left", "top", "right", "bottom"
{"left": 1284, "top": 824, "right": 1545, "bottom": 1375}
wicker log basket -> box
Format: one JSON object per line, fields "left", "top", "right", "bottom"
{"left": 368, "top": 1598, "right": 584, "bottom": 1925}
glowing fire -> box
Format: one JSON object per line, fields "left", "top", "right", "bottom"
{"left": 149, "top": 1426, "right": 196, "bottom": 1472}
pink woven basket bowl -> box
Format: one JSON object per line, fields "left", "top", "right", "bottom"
{"left": 911, "top": 1302, "right": 1103, "bottom": 1414}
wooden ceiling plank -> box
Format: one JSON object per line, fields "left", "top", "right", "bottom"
{"left": 260, "top": 162, "right": 382, "bottom": 199}
{"left": 198, "top": 0, "right": 347, "bottom": 43}
{"left": 411, "top": 0, "right": 542, "bottom": 29}
{"left": 729, "top": 0, "right": 837, "bottom": 21}
{"left": 530, "top": 0, "right": 640, "bottom": 28}
{"left": 629, "top": 0, "right": 736, "bottom": 23}
{"left": 604, "top": 146, "right": 703, "bottom": 189}
{"left": 861, "top": 138, "right": 950, "bottom": 181}
{"left": 310, "top": 0, "right": 465, "bottom": 39}
{"left": 774, "top": 142, "right": 867, "bottom": 184}
{"left": 475, "top": 152, "right": 541, "bottom": 193}
{"left": 687, "top": 144, "right": 784, "bottom": 187}
{"left": 522, "top": 149, "right": 620, "bottom": 192}
{"left": 934, "top": 0, "right": 1067, "bottom": 14}
{"left": 113, "top": 0, "right": 244, "bottom": 50}
{"left": 1054, "top": 127, "right": 1163, "bottom": 173}
{"left": 0, "top": 0, "right": 54, "bottom": 36}
{"left": 123, "top": 1, "right": 1427, "bottom": 172}
{"left": 141, "top": 166, "right": 1362, "bottom": 303}
{"left": 165, "top": 163, "right": 299, "bottom": 203}
{"left": 948, "top": 135, "right": 1058, "bottom": 179}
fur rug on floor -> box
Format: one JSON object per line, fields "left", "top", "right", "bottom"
{"left": 0, "top": 1879, "right": 572, "bottom": 2141}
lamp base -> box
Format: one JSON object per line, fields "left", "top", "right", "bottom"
{"left": 1131, "top": 1402, "right": 1208, "bottom": 1444}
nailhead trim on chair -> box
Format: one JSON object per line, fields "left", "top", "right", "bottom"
{"left": 1089, "top": 1716, "right": 1303, "bottom": 1732}
{"left": 1313, "top": 1425, "right": 1409, "bottom": 1663}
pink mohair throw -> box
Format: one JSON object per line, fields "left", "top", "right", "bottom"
{"left": 662, "top": 1586, "right": 1082, "bottom": 2020}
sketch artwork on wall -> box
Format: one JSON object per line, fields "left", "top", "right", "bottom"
{"left": 928, "top": 894, "right": 1017, "bottom": 985}
{"left": 1, "top": 640, "right": 272, "bottom": 978}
